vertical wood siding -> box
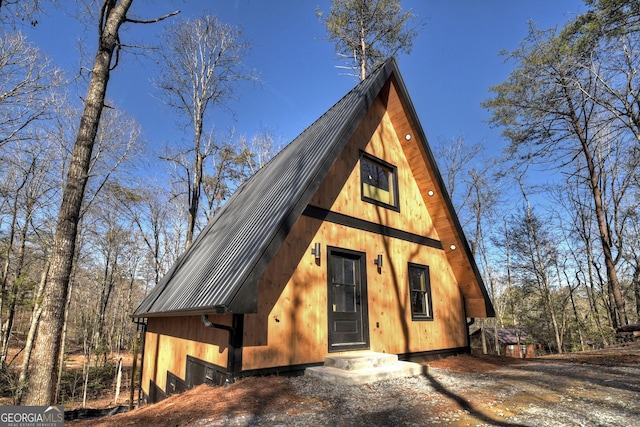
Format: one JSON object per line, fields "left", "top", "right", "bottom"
{"left": 242, "top": 90, "right": 467, "bottom": 370}
{"left": 141, "top": 315, "right": 231, "bottom": 395}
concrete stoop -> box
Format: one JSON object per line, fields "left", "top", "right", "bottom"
{"left": 304, "top": 352, "right": 428, "bottom": 385}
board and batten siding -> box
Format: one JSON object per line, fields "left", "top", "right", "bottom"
{"left": 141, "top": 314, "right": 231, "bottom": 395}
{"left": 241, "top": 217, "right": 466, "bottom": 370}
{"left": 241, "top": 91, "right": 467, "bottom": 370}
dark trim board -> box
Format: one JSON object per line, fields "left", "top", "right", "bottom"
{"left": 186, "top": 356, "right": 230, "bottom": 388}
{"left": 166, "top": 371, "right": 188, "bottom": 396}
{"left": 239, "top": 361, "right": 323, "bottom": 379}
{"left": 145, "top": 380, "right": 166, "bottom": 404}
{"left": 397, "top": 346, "right": 470, "bottom": 363}
{"left": 303, "top": 205, "right": 443, "bottom": 249}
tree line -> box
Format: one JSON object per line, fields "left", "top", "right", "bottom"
{"left": 444, "top": 0, "right": 640, "bottom": 354}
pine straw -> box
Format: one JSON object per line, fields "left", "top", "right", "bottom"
{"left": 68, "top": 376, "right": 323, "bottom": 427}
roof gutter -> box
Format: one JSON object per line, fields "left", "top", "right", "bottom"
{"left": 201, "top": 314, "right": 244, "bottom": 380}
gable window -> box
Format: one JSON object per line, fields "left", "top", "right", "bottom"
{"left": 408, "top": 263, "right": 433, "bottom": 321}
{"left": 360, "top": 152, "right": 399, "bottom": 210}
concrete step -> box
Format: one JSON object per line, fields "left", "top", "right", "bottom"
{"left": 304, "top": 352, "right": 428, "bottom": 385}
{"left": 324, "top": 352, "right": 399, "bottom": 370}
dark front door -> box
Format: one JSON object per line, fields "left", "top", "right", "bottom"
{"left": 327, "top": 247, "right": 369, "bottom": 351}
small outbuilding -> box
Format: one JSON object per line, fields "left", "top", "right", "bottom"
{"left": 132, "top": 58, "right": 494, "bottom": 403}
{"left": 471, "top": 327, "right": 535, "bottom": 358}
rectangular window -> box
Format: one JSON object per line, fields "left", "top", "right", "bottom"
{"left": 360, "top": 152, "right": 399, "bottom": 210}
{"left": 330, "top": 255, "right": 357, "bottom": 313}
{"left": 408, "top": 263, "right": 433, "bottom": 321}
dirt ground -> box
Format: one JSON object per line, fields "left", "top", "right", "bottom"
{"left": 67, "top": 343, "right": 640, "bottom": 426}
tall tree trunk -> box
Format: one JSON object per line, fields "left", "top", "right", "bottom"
{"left": 569, "top": 282, "right": 586, "bottom": 351}
{"left": 579, "top": 210, "right": 610, "bottom": 345}
{"left": 504, "top": 218, "right": 522, "bottom": 354}
{"left": 0, "top": 159, "right": 36, "bottom": 367}
{"left": 543, "top": 282, "right": 563, "bottom": 353}
{"left": 633, "top": 262, "right": 640, "bottom": 319}
{"left": 0, "top": 189, "right": 21, "bottom": 368}
{"left": 359, "top": 15, "right": 366, "bottom": 81}
{"left": 0, "top": 220, "right": 29, "bottom": 367}
{"left": 185, "top": 124, "right": 203, "bottom": 249}
{"left": 55, "top": 280, "right": 73, "bottom": 403}
{"left": 24, "top": 0, "right": 133, "bottom": 405}
{"left": 563, "top": 85, "right": 628, "bottom": 327}
{"left": 97, "top": 247, "right": 118, "bottom": 343}
{"left": 15, "top": 261, "right": 48, "bottom": 405}
{"left": 520, "top": 184, "right": 563, "bottom": 353}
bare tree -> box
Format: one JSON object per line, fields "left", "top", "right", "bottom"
{"left": 0, "top": 0, "right": 50, "bottom": 27}
{"left": 432, "top": 135, "right": 503, "bottom": 353}
{"left": 509, "top": 193, "right": 565, "bottom": 353}
{"left": 25, "top": 0, "right": 177, "bottom": 405}
{"left": 238, "top": 129, "right": 281, "bottom": 176}
{"left": 0, "top": 142, "right": 60, "bottom": 368}
{"left": 0, "top": 31, "right": 63, "bottom": 148}
{"left": 155, "top": 15, "right": 255, "bottom": 248}
{"left": 114, "top": 184, "right": 171, "bottom": 287}
{"left": 433, "top": 135, "right": 485, "bottom": 229}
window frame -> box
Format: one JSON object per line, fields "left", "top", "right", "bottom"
{"left": 359, "top": 151, "right": 400, "bottom": 212}
{"left": 408, "top": 262, "right": 433, "bottom": 321}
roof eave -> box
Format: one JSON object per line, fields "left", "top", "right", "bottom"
{"left": 132, "top": 304, "right": 231, "bottom": 319}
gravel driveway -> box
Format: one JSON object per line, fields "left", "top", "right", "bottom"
{"left": 204, "top": 360, "right": 640, "bottom": 426}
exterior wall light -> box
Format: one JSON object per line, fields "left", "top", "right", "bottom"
{"left": 427, "top": 190, "right": 434, "bottom": 197}
{"left": 405, "top": 134, "right": 411, "bottom": 141}
{"left": 374, "top": 253, "right": 383, "bottom": 272}
{"left": 450, "top": 244, "right": 457, "bottom": 250}
{"left": 311, "top": 243, "right": 321, "bottom": 264}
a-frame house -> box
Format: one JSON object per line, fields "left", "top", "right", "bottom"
{"left": 133, "top": 58, "right": 494, "bottom": 403}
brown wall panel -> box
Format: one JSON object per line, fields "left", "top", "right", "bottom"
{"left": 241, "top": 216, "right": 467, "bottom": 370}
{"left": 309, "top": 95, "right": 439, "bottom": 241}
{"left": 142, "top": 315, "right": 231, "bottom": 394}
{"left": 242, "top": 97, "right": 467, "bottom": 370}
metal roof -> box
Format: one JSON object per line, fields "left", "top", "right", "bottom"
{"left": 133, "top": 59, "right": 395, "bottom": 317}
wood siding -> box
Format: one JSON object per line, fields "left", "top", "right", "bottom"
{"left": 242, "top": 91, "right": 468, "bottom": 370}
{"left": 310, "top": 92, "right": 437, "bottom": 238}
{"left": 242, "top": 216, "right": 467, "bottom": 370}
{"left": 141, "top": 315, "right": 231, "bottom": 395}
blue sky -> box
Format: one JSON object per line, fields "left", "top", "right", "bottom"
{"left": 24, "top": 0, "right": 587, "bottom": 180}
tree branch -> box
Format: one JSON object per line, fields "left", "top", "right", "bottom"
{"left": 125, "top": 10, "right": 180, "bottom": 24}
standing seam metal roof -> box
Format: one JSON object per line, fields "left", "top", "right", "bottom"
{"left": 133, "top": 59, "right": 396, "bottom": 317}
